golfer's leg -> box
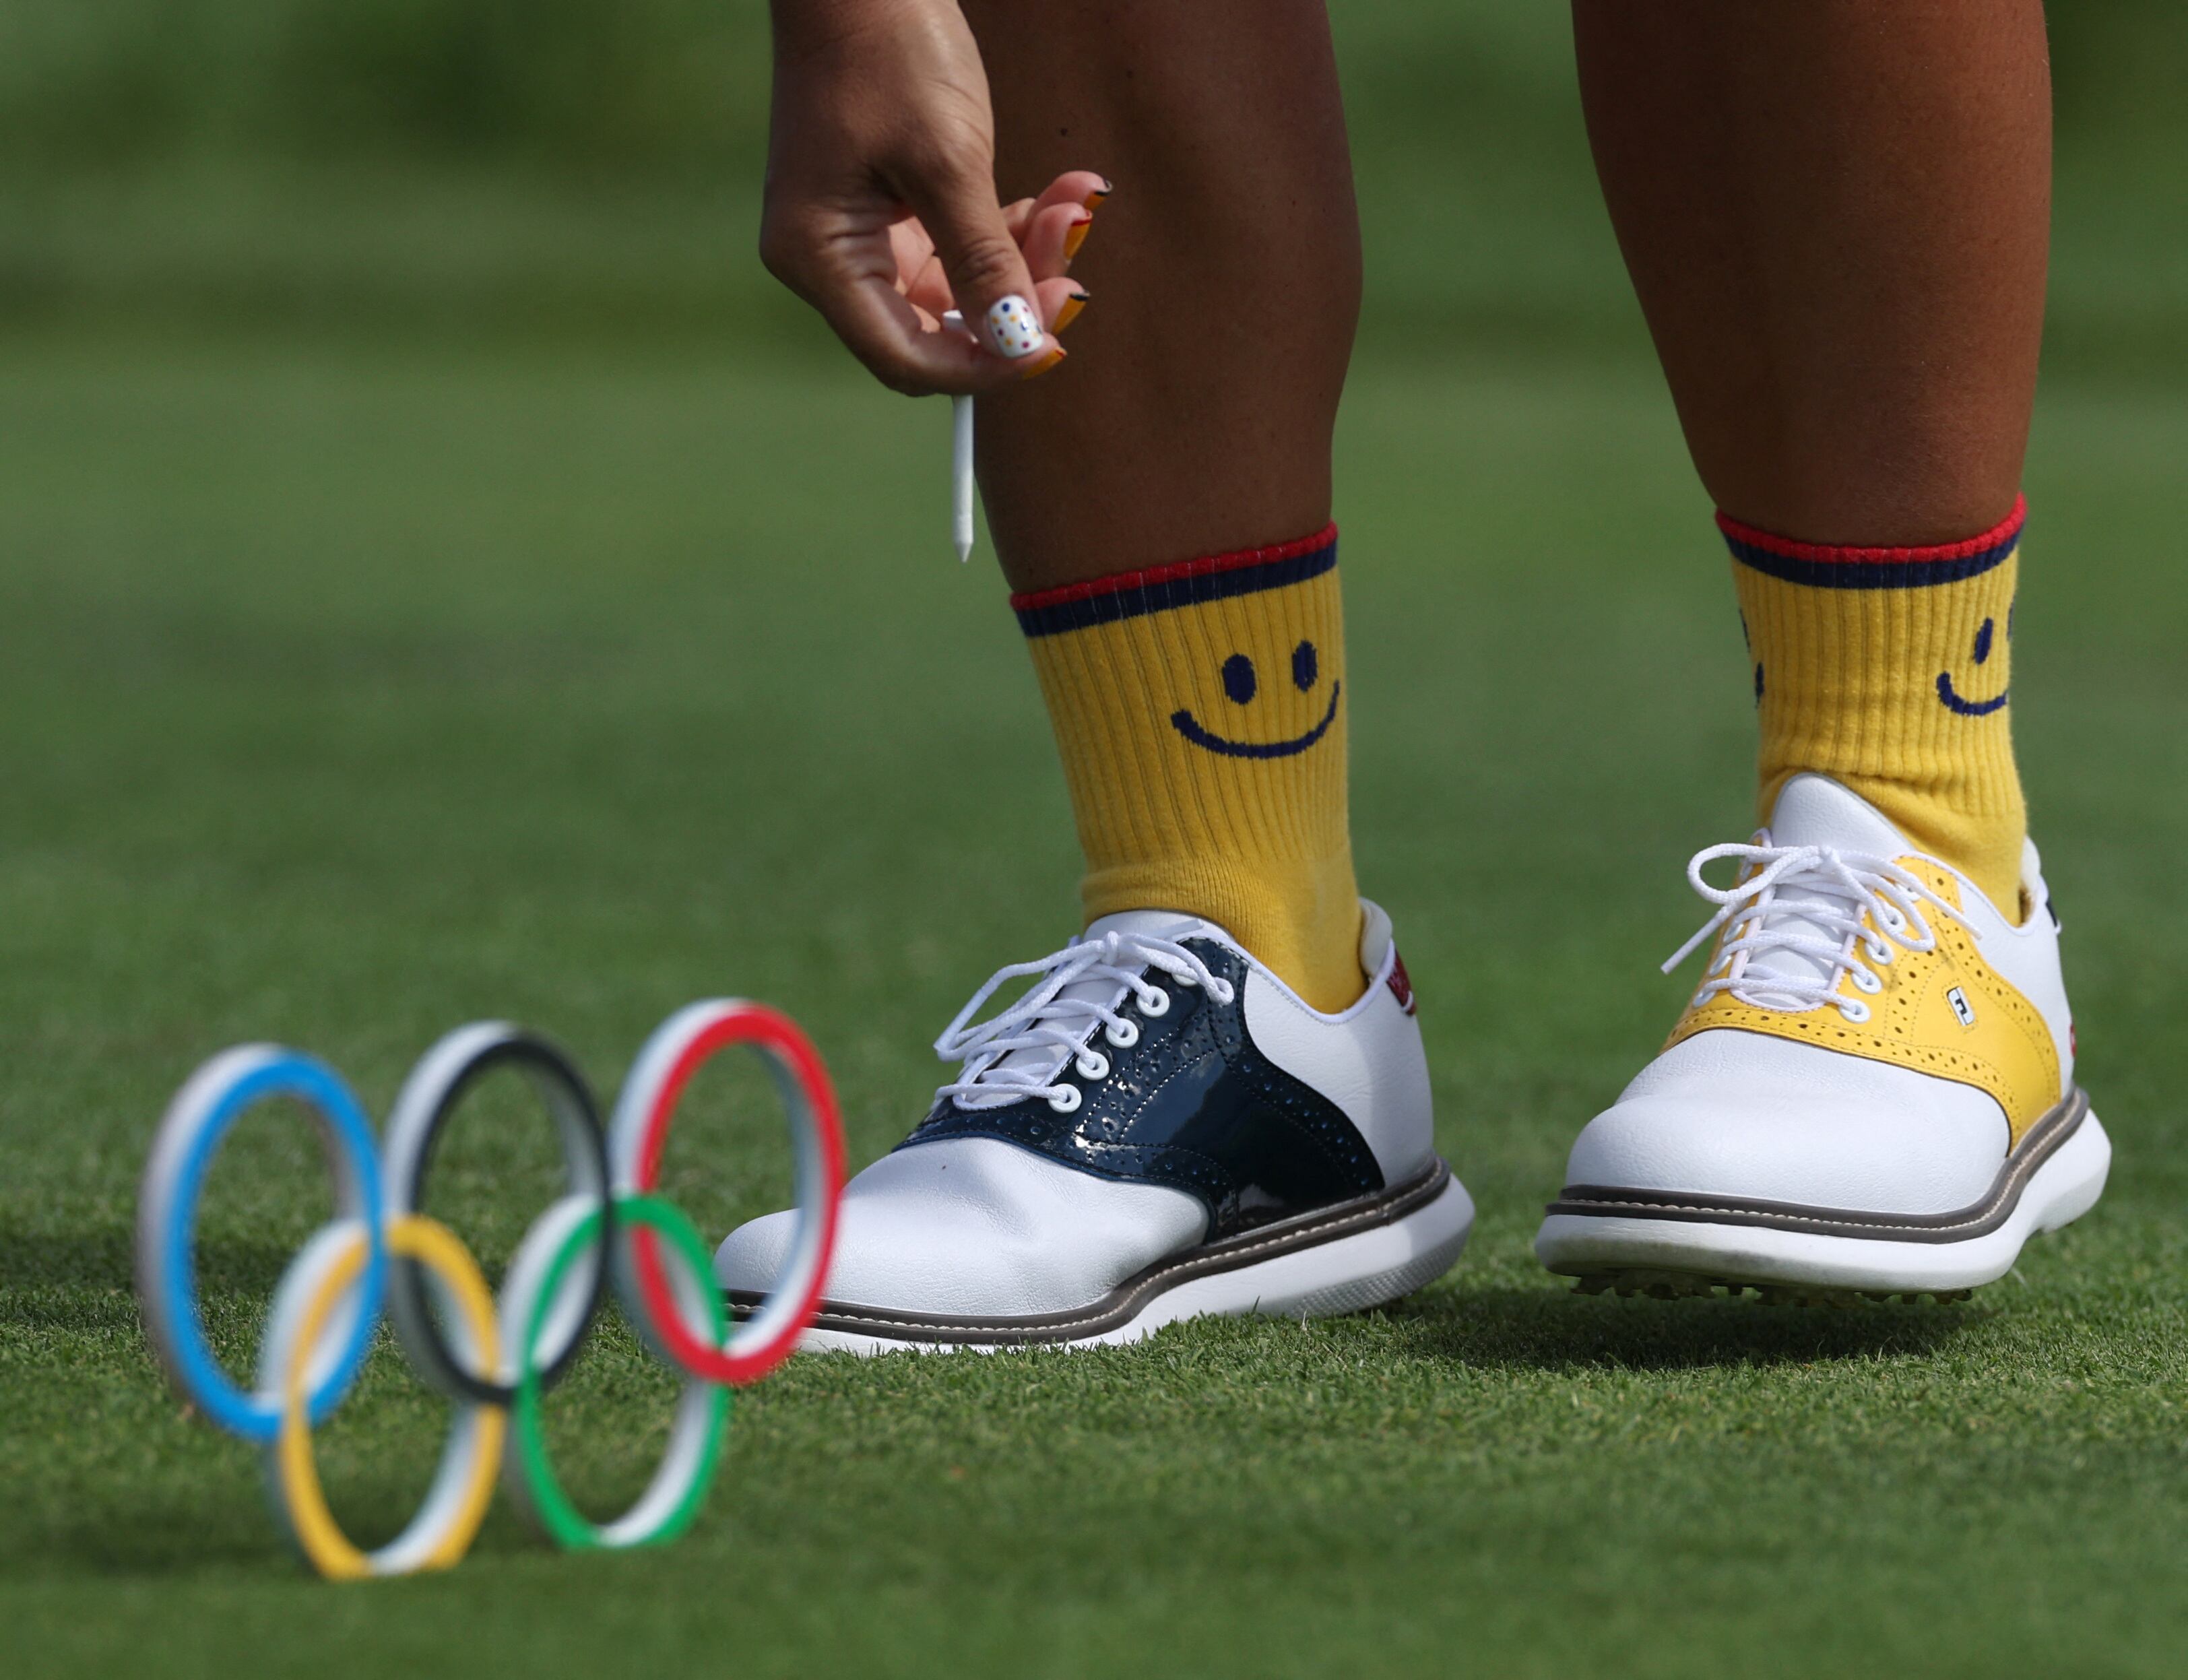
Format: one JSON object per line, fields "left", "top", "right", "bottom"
{"left": 964, "top": 0, "right": 1370, "bottom": 1008}
{"left": 1574, "top": 0, "right": 2049, "bottom": 904}
{"left": 964, "top": 0, "right": 1359, "bottom": 594}
{"left": 1534, "top": 3, "right": 2100, "bottom": 1302}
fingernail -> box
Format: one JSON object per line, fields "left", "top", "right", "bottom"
{"left": 1052, "top": 292, "right": 1091, "bottom": 333}
{"left": 1087, "top": 178, "right": 1114, "bottom": 205}
{"left": 983, "top": 295, "right": 1045, "bottom": 359}
{"left": 1019, "top": 345, "right": 1068, "bottom": 381}
{"left": 1062, "top": 210, "right": 1095, "bottom": 262}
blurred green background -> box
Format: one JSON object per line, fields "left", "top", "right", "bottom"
{"left": 3, "top": 0, "right": 2182, "bottom": 367}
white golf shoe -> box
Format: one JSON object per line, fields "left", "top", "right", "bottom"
{"left": 717, "top": 902, "right": 1472, "bottom": 1351}
{"left": 1536, "top": 773, "right": 2110, "bottom": 1302}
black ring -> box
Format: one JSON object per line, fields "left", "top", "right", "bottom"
{"left": 382, "top": 1023, "right": 611, "bottom": 1407}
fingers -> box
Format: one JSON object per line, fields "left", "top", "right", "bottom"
{"left": 1020, "top": 202, "right": 1097, "bottom": 282}
{"left": 763, "top": 168, "right": 1099, "bottom": 395}
{"left": 894, "top": 228, "right": 1089, "bottom": 379}
{"left": 947, "top": 173, "right": 1107, "bottom": 306}
{"left": 1035, "top": 172, "right": 1114, "bottom": 217}
{"left": 1000, "top": 196, "right": 1040, "bottom": 243}
{"left": 761, "top": 0, "right": 1102, "bottom": 398}
{"left": 895, "top": 216, "right": 954, "bottom": 320}
{"left": 897, "top": 159, "right": 1060, "bottom": 368}
{"left": 1004, "top": 172, "right": 1112, "bottom": 239}
{"left": 821, "top": 274, "right": 1028, "bottom": 396}
{"left": 1036, "top": 278, "right": 1090, "bottom": 335}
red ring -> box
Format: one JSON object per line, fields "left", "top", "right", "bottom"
{"left": 624, "top": 1004, "right": 844, "bottom": 1385}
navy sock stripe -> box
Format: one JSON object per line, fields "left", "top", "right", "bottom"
{"left": 1013, "top": 538, "right": 1337, "bottom": 637}
{"left": 1723, "top": 530, "right": 2019, "bottom": 589}
{"left": 1716, "top": 496, "right": 2026, "bottom": 590}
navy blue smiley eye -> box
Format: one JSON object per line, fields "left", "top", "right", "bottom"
{"left": 1175, "top": 642, "right": 1343, "bottom": 758}
{"left": 1292, "top": 640, "right": 1318, "bottom": 691}
{"left": 1973, "top": 617, "right": 1995, "bottom": 665}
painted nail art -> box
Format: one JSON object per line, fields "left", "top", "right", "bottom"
{"left": 984, "top": 295, "right": 1045, "bottom": 359}
{"left": 1052, "top": 292, "right": 1090, "bottom": 333}
{"left": 1019, "top": 346, "right": 1068, "bottom": 381}
{"left": 1062, "top": 212, "right": 1095, "bottom": 262}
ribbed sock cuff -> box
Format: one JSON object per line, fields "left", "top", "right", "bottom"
{"left": 1723, "top": 499, "right": 2029, "bottom": 913}
{"left": 1015, "top": 526, "right": 1365, "bottom": 1010}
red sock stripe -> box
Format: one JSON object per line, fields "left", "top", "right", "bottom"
{"left": 1718, "top": 496, "right": 2024, "bottom": 589}
{"left": 1011, "top": 525, "right": 1339, "bottom": 637}
{"left": 1716, "top": 496, "right": 2025, "bottom": 566}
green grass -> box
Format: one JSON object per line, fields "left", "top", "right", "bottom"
{"left": 1, "top": 330, "right": 2186, "bottom": 1676}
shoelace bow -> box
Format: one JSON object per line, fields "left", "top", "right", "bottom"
{"left": 933, "top": 931, "right": 1235, "bottom": 1111}
{"left": 1661, "top": 841, "right": 1972, "bottom": 1022}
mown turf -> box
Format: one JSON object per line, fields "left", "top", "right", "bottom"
{"left": 2, "top": 335, "right": 2185, "bottom": 1678}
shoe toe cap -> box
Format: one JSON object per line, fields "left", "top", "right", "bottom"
{"left": 1563, "top": 1030, "right": 2014, "bottom": 1216}
{"left": 714, "top": 1135, "right": 1206, "bottom": 1319}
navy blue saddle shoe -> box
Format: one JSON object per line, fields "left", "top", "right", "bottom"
{"left": 716, "top": 903, "right": 1472, "bottom": 1351}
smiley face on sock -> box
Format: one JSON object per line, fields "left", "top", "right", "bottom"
{"left": 1170, "top": 637, "right": 1341, "bottom": 759}
{"left": 1935, "top": 606, "right": 2012, "bottom": 717}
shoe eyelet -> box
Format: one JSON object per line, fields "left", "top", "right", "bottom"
{"left": 1866, "top": 942, "right": 1892, "bottom": 965}
{"left": 1105, "top": 1019, "right": 1140, "bottom": 1049}
{"left": 1839, "top": 1000, "right": 1871, "bottom": 1025}
{"left": 1138, "top": 987, "right": 1170, "bottom": 1018}
{"left": 1173, "top": 971, "right": 1198, "bottom": 989}
{"left": 1048, "top": 1085, "right": 1083, "bottom": 1115}
{"left": 1074, "top": 1049, "right": 1110, "bottom": 1081}
{"left": 1851, "top": 967, "right": 1883, "bottom": 995}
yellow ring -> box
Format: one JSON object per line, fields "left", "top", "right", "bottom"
{"left": 271, "top": 1215, "right": 506, "bottom": 1580}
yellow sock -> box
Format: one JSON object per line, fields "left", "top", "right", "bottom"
{"left": 1724, "top": 496, "right": 2028, "bottom": 913}
{"left": 1013, "top": 525, "right": 1365, "bottom": 1011}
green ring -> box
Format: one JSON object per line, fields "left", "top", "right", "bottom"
{"left": 511, "top": 1192, "right": 729, "bottom": 1550}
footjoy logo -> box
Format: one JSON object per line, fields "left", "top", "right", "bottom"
{"left": 1948, "top": 986, "right": 1976, "bottom": 1029}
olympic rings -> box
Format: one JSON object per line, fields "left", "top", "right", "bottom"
{"left": 262, "top": 1215, "right": 505, "bottom": 1580}
{"left": 383, "top": 1025, "right": 610, "bottom": 1409}
{"left": 135, "top": 1045, "right": 386, "bottom": 1442}
{"left": 133, "top": 1001, "right": 845, "bottom": 1580}
{"left": 610, "top": 1002, "right": 845, "bottom": 1387}
{"left": 502, "top": 1194, "right": 728, "bottom": 1550}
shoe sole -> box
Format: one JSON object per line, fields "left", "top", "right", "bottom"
{"left": 729, "top": 1158, "right": 1473, "bottom": 1355}
{"left": 1533, "top": 1090, "right": 2110, "bottom": 1298}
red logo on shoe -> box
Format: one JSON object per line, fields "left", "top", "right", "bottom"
{"left": 1387, "top": 950, "right": 1417, "bottom": 1016}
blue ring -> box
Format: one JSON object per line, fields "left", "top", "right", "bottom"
{"left": 154, "top": 1052, "right": 385, "bottom": 1441}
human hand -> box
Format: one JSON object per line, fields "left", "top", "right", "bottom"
{"left": 763, "top": 0, "right": 1105, "bottom": 395}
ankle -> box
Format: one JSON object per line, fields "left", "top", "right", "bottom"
{"left": 1021, "top": 525, "right": 1368, "bottom": 1013}
{"left": 1728, "top": 503, "right": 2029, "bottom": 916}
{"left": 1084, "top": 857, "right": 1366, "bottom": 1014}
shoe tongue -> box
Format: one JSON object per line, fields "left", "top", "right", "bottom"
{"left": 982, "top": 910, "right": 1213, "bottom": 1085}
{"left": 1766, "top": 773, "right": 1911, "bottom": 858}
{"left": 1058, "top": 907, "right": 1222, "bottom": 1019}
{"left": 1083, "top": 909, "right": 1211, "bottom": 943}
{"left": 1737, "top": 776, "right": 1910, "bottom": 997}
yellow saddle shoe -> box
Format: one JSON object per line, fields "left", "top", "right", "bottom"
{"left": 1535, "top": 773, "right": 2110, "bottom": 1301}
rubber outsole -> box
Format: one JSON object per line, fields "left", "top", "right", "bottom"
{"left": 1535, "top": 1106, "right": 2111, "bottom": 1299}
{"left": 732, "top": 1159, "right": 1473, "bottom": 1355}
{"left": 1569, "top": 1269, "right": 1974, "bottom": 1308}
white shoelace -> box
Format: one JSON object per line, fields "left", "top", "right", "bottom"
{"left": 933, "top": 931, "right": 1236, "bottom": 1113}
{"left": 1661, "top": 842, "right": 1971, "bottom": 1023}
